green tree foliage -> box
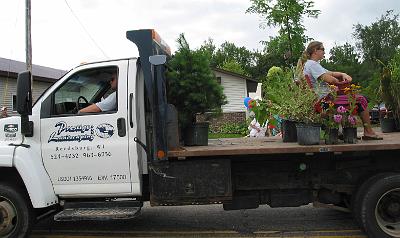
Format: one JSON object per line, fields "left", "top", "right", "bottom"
{"left": 167, "top": 34, "right": 227, "bottom": 128}
{"left": 222, "top": 60, "right": 247, "bottom": 76}
{"left": 247, "top": 0, "right": 320, "bottom": 66}
{"left": 353, "top": 10, "right": 400, "bottom": 67}
{"left": 321, "top": 43, "right": 380, "bottom": 107}
{"left": 321, "top": 43, "right": 363, "bottom": 85}
{"left": 200, "top": 40, "right": 255, "bottom": 77}
{"left": 327, "top": 43, "right": 360, "bottom": 66}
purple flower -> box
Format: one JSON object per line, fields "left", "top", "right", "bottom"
{"left": 348, "top": 115, "right": 357, "bottom": 125}
{"left": 333, "top": 114, "right": 343, "bottom": 123}
{"left": 337, "top": 106, "right": 347, "bottom": 114}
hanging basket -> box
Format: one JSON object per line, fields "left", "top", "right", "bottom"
{"left": 296, "top": 123, "right": 321, "bottom": 145}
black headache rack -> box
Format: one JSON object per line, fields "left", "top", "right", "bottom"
{"left": 126, "top": 29, "right": 171, "bottom": 162}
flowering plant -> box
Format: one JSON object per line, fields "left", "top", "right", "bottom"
{"left": 320, "top": 85, "right": 340, "bottom": 129}
{"left": 320, "top": 84, "right": 361, "bottom": 129}
{"left": 342, "top": 84, "right": 362, "bottom": 128}
{"left": 336, "top": 105, "right": 358, "bottom": 128}
{"left": 246, "top": 98, "right": 278, "bottom": 130}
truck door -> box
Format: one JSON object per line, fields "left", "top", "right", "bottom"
{"left": 40, "top": 61, "right": 131, "bottom": 196}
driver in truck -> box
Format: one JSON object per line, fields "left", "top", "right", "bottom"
{"left": 78, "top": 72, "right": 118, "bottom": 113}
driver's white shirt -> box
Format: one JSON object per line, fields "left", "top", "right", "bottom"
{"left": 96, "top": 92, "right": 117, "bottom": 111}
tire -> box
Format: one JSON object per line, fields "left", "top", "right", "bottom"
{"left": 0, "top": 183, "right": 35, "bottom": 238}
{"left": 352, "top": 173, "right": 396, "bottom": 228}
{"left": 360, "top": 174, "right": 400, "bottom": 238}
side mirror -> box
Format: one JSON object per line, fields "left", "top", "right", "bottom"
{"left": 16, "top": 71, "right": 32, "bottom": 116}
{"left": 16, "top": 71, "right": 33, "bottom": 136}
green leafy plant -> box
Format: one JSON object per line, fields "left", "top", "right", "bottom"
{"left": 388, "top": 49, "right": 400, "bottom": 121}
{"left": 166, "top": 34, "right": 227, "bottom": 129}
{"left": 264, "top": 66, "right": 321, "bottom": 124}
{"left": 219, "top": 122, "right": 249, "bottom": 135}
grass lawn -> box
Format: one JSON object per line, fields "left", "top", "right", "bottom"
{"left": 209, "top": 133, "right": 244, "bottom": 139}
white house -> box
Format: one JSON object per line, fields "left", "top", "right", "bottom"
{"left": 199, "top": 68, "right": 258, "bottom": 130}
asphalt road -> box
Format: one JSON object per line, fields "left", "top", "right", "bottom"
{"left": 31, "top": 202, "right": 366, "bottom": 237}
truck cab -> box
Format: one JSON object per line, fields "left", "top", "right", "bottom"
{"left": 0, "top": 29, "right": 170, "bottom": 237}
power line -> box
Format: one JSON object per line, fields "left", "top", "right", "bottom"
{"left": 63, "top": 0, "right": 109, "bottom": 58}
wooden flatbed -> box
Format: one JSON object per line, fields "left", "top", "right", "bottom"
{"left": 168, "top": 132, "right": 400, "bottom": 157}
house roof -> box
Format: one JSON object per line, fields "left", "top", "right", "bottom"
{"left": 0, "top": 57, "right": 67, "bottom": 82}
{"left": 213, "top": 68, "right": 258, "bottom": 82}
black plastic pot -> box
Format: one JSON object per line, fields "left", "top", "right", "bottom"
{"left": 343, "top": 127, "right": 357, "bottom": 144}
{"left": 325, "top": 128, "right": 339, "bottom": 145}
{"left": 296, "top": 123, "right": 321, "bottom": 145}
{"left": 183, "top": 122, "right": 209, "bottom": 146}
{"left": 282, "top": 120, "right": 297, "bottom": 142}
{"left": 380, "top": 118, "right": 396, "bottom": 133}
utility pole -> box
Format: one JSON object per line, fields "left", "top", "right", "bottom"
{"left": 25, "top": 0, "right": 33, "bottom": 87}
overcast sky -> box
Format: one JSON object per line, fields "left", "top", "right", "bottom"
{"left": 1, "top": 0, "right": 399, "bottom": 71}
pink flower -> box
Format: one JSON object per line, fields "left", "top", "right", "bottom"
{"left": 333, "top": 114, "right": 342, "bottom": 123}
{"left": 337, "top": 106, "right": 347, "bottom": 114}
{"left": 348, "top": 115, "right": 357, "bottom": 125}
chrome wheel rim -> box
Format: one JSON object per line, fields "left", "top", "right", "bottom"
{"left": 0, "top": 197, "right": 17, "bottom": 237}
{"left": 375, "top": 188, "right": 400, "bottom": 237}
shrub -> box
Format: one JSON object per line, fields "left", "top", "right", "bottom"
{"left": 166, "top": 34, "right": 227, "bottom": 129}
{"left": 210, "top": 121, "right": 249, "bottom": 136}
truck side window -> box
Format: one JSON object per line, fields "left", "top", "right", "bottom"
{"left": 49, "top": 66, "right": 118, "bottom": 116}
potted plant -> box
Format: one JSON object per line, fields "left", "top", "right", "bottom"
{"left": 340, "top": 84, "right": 361, "bottom": 144}
{"left": 166, "top": 34, "right": 227, "bottom": 146}
{"left": 318, "top": 85, "right": 342, "bottom": 144}
{"left": 389, "top": 50, "right": 400, "bottom": 131}
{"left": 263, "top": 67, "right": 299, "bottom": 142}
{"left": 292, "top": 79, "right": 323, "bottom": 145}
{"left": 321, "top": 105, "right": 340, "bottom": 144}
{"left": 379, "top": 53, "right": 400, "bottom": 132}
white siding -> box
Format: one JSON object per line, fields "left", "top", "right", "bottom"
{"left": 0, "top": 76, "right": 52, "bottom": 116}
{"left": 214, "top": 71, "right": 247, "bottom": 113}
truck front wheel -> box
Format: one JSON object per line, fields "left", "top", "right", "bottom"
{"left": 0, "top": 183, "right": 34, "bottom": 238}
{"left": 361, "top": 174, "right": 400, "bottom": 238}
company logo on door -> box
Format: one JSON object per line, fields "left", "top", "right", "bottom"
{"left": 48, "top": 121, "right": 114, "bottom": 143}
{"left": 4, "top": 124, "right": 18, "bottom": 132}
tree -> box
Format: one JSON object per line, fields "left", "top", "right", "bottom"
{"left": 200, "top": 40, "right": 255, "bottom": 77}
{"left": 222, "top": 60, "right": 247, "bottom": 76}
{"left": 167, "top": 34, "right": 227, "bottom": 128}
{"left": 353, "top": 10, "right": 400, "bottom": 67}
{"left": 321, "top": 43, "right": 363, "bottom": 85}
{"left": 327, "top": 43, "right": 360, "bottom": 66}
{"left": 247, "top": 0, "right": 320, "bottom": 66}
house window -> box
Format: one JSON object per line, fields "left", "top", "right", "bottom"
{"left": 216, "top": 76, "right": 222, "bottom": 84}
{"left": 12, "top": 94, "right": 17, "bottom": 112}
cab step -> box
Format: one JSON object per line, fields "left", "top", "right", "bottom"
{"left": 54, "top": 201, "right": 142, "bottom": 221}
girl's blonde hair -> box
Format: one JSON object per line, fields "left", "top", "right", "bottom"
{"left": 295, "top": 41, "right": 323, "bottom": 81}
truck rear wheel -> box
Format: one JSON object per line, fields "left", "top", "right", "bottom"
{"left": 0, "top": 183, "right": 34, "bottom": 238}
{"left": 353, "top": 173, "right": 396, "bottom": 227}
{"left": 360, "top": 174, "right": 400, "bottom": 238}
